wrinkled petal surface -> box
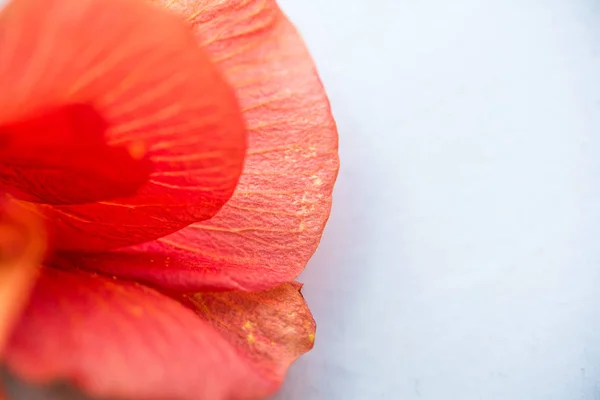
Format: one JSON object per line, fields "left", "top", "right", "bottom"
{"left": 4, "top": 268, "right": 272, "bottom": 400}
{"left": 0, "top": 198, "right": 45, "bottom": 353}
{"left": 0, "top": 0, "right": 246, "bottom": 251}
{"left": 5, "top": 268, "right": 315, "bottom": 400}
{"left": 182, "top": 282, "right": 316, "bottom": 382}
{"left": 71, "top": 0, "right": 339, "bottom": 291}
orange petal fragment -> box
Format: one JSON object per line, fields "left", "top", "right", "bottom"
{"left": 0, "top": 198, "right": 45, "bottom": 353}
{"left": 4, "top": 268, "right": 274, "bottom": 400}
{"left": 0, "top": 0, "right": 246, "bottom": 251}
{"left": 70, "top": 0, "right": 339, "bottom": 290}
{"left": 182, "top": 282, "right": 316, "bottom": 386}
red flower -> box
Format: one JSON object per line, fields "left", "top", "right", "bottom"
{"left": 0, "top": 0, "right": 339, "bottom": 399}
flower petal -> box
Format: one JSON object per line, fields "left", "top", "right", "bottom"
{"left": 181, "top": 282, "right": 316, "bottom": 383}
{"left": 70, "top": 0, "right": 339, "bottom": 290}
{"left": 0, "top": 103, "right": 152, "bottom": 205}
{"left": 4, "top": 267, "right": 274, "bottom": 400}
{"left": 0, "top": 198, "right": 45, "bottom": 353}
{"left": 0, "top": 0, "right": 246, "bottom": 251}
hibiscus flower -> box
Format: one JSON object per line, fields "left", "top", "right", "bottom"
{"left": 0, "top": 0, "right": 339, "bottom": 399}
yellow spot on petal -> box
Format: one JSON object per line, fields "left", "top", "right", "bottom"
{"left": 308, "top": 333, "right": 315, "bottom": 343}
{"left": 128, "top": 142, "right": 146, "bottom": 160}
{"left": 129, "top": 305, "right": 143, "bottom": 317}
{"left": 247, "top": 332, "right": 255, "bottom": 344}
{"left": 243, "top": 320, "right": 253, "bottom": 330}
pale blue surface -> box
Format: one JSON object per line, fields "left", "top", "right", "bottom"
{"left": 274, "top": 1, "right": 600, "bottom": 399}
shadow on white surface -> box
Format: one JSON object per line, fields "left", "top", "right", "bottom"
{"left": 273, "top": 1, "right": 600, "bottom": 399}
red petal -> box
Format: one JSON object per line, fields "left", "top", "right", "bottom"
{"left": 0, "top": 198, "right": 45, "bottom": 353}
{"left": 182, "top": 283, "right": 316, "bottom": 383}
{"left": 70, "top": 0, "right": 339, "bottom": 290}
{"left": 0, "top": 104, "right": 151, "bottom": 204}
{"left": 4, "top": 268, "right": 275, "bottom": 400}
{"left": 0, "top": 0, "right": 246, "bottom": 250}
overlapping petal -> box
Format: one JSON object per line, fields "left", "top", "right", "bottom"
{"left": 0, "top": 0, "right": 247, "bottom": 251}
{"left": 70, "top": 0, "right": 339, "bottom": 291}
{"left": 0, "top": 104, "right": 152, "bottom": 205}
{"left": 0, "top": 1, "right": 334, "bottom": 399}
{"left": 182, "top": 282, "right": 316, "bottom": 382}
{"left": 4, "top": 268, "right": 315, "bottom": 400}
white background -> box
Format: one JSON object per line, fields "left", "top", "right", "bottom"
{"left": 273, "top": 1, "right": 600, "bottom": 399}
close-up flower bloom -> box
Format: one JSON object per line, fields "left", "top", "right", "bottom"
{"left": 0, "top": 0, "right": 339, "bottom": 399}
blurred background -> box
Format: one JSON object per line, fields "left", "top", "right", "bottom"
{"left": 272, "top": 1, "right": 600, "bottom": 399}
